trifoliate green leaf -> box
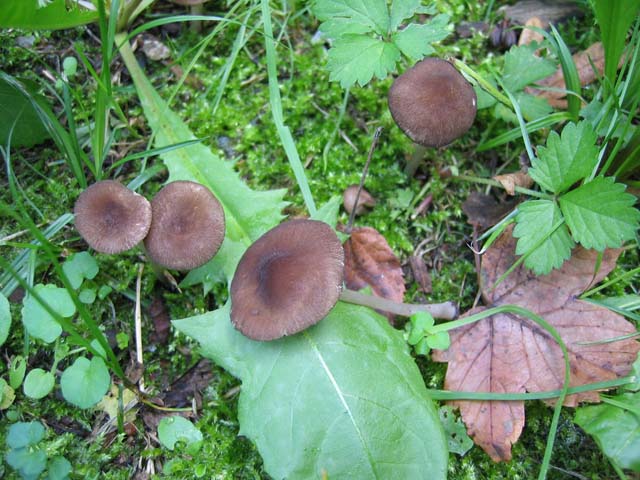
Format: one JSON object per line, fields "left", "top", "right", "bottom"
{"left": 514, "top": 200, "right": 575, "bottom": 275}
{"left": 502, "top": 44, "right": 557, "bottom": 92}
{"left": 559, "top": 176, "right": 640, "bottom": 250}
{"left": 327, "top": 35, "right": 400, "bottom": 88}
{"left": 391, "top": 14, "right": 450, "bottom": 61}
{"left": 530, "top": 122, "right": 599, "bottom": 194}
{"left": 312, "top": 0, "right": 389, "bottom": 37}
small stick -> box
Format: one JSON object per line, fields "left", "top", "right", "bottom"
{"left": 134, "top": 263, "right": 145, "bottom": 392}
{"left": 339, "top": 288, "right": 458, "bottom": 320}
{"left": 346, "top": 127, "right": 383, "bottom": 234}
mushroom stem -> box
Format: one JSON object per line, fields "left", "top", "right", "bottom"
{"left": 339, "top": 288, "right": 458, "bottom": 320}
{"left": 403, "top": 143, "right": 427, "bottom": 177}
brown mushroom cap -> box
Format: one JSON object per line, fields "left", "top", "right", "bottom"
{"left": 144, "top": 181, "right": 225, "bottom": 270}
{"left": 230, "top": 219, "right": 344, "bottom": 341}
{"left": 74, "top": 180, "right": 152, "bottom": 254}
{"left": 388, "top": 58, "right": 477, "bottom": 148}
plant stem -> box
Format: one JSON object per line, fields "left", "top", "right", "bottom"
{"left": 455, "top": 173, "right": 552, "bottom": 199}
{"left": 134, "top": 263, "right": 145, "bottom": 392}
{"left": 339, "top": 289, "right": 458, "bottom": 320}
{"left": 346, "top": 127, "right": 382, "bottom": 233}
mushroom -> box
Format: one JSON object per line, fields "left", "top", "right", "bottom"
{"left": 343, "top": 184, "right": 376, "bottom": 216}
{"left": 74, "top": 180, "right": 152, "bottom": 254}
{"left": 144, "top": 180, "right": 225, "bottom": 270}
{"left": 230, "top": 219, "right": 344, "bottom": 341}
{"left": 388, "top": 58, "right": 477, "bottom": 148}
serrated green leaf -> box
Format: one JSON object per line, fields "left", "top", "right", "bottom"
{"left": 559, "top": 177, "right": 640, "bottom": 250}
{"left": 118, "top": 37, "right": 287, "bottom": 282}
{"left": 310, "top": 195, "right": 342, "bottom": 227}
{"left": 23, "top": 369, "right": 55, "bottom": 400}
{"left": 502, "top": 44, "right": 557, "bottom": 92}
{"left": 391, "top": 14, "right": 450, "bottom": 61}
{"left": 0, "top": 0, "right": 98, "bottom": 29}
{"left": 312, "top": 0, "right": 389, "bottom": 37}
{"left": 389, "top": 0, "right": 433, "bottom": 31}
{"left": 0, "top": 292, "right": 9, "bottom": 346}
{"left": 327, "top": 35, "right": 400, "bottom": 88}
{"left": 575, "top": 391, "right": 640, "bottom": 471}
{"left": 60, "top": 356, "right": 110, "bottom": 408}
{"left": 514, "top": 200, "right": 575, "bottom": 275}
{"left": 21, "top": 284, "right": 76, "bottom": 343}
{"left": 62, "top": 252, "right": 98, "bottom": 290}
{"left": 173, "top": 302, "right": 448, "bottom": 479}
{"left": 530, "top": 122, "right": 599, "bottom": 193}
{"left": 514, "top": 91, "right": 553, "bottom": 121}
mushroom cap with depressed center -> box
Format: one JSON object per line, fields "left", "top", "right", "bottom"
{"left": 388, "top": 57, "right": 477, "bottom": 148}
{"left": 230, "top": 219, "right": 344, "bottom": 341}
{"left": 144, "top": 181, "right": 225, "bottom": 270}
{"left": 74, "top": 180, "right": 152, "bottom": 254}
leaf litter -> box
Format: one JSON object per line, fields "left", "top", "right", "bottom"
{"left": 432, "top": 225, "right": 639, "bottom": 461}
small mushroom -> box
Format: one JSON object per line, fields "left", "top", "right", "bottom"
{"left": 74, "top": 180, "right": 152, "bottom": 254}
{"left": 343, "top": 185, "right": 376, "bottom": 216}
{"left": 144, "top": 181, "right": 225, "bottom": 270}
{"left": 230, "top": 219, "right": 344, "bottom": 341}
{"left": 388, "top": 58, "right": 477, "bottom": 148}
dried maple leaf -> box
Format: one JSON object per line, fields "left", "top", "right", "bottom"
{"left": 343, "top": 227, "right": 405, "bottom": 322}
{"left": 432, "top": 226, "right": 639, "bottom": 461}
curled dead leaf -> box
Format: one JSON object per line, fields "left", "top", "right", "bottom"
{"left": 493, "top": 171, "right": 534, "bottom": 196}
{"left": 343, "top": 227, "right": 405, "bottom": 323}
{"left": 343, "top": 185, "right": 376, "bottom": 216}
{"left": 432, "top": 225, "right": 639, "bottom": 461}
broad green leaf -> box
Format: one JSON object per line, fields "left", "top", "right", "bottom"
{"left": 6, "top": 448, "right": 47, "bottom": 479}
{"left": 514, "top": 200, "right": 575, "bottom": 274}
{"left": 559, "top": 177, "right": 640, "bottom": 250}
{"left": 23, "top": 368, "right": 55, "bottom": 399}
{"left": 530, "top": 122, "right": 599, "bottom": 194}
{"left": 60, "top": 356, "right": 110, "bottom": 408}
{"left": 48, "top": 456, "right": 72, "bottom": 480}
{"left": 0, "top": 378, "right": 15, "bottom": 410}
{"left": 312, "top": 0, "right": 389, "bottom": 37}
{"left": 0, "top": 0, "right": 98, "bottom": 29}
{"left": 439, "top": 406, "right": 474, "bottom": 456}
{"left": 62, "top": 251, "right": 98, "bottom": 290}
{"left": 575, "top": 392, "right": 640, "bottom": 471}
{"left": 21, "top": 284, "right": 76, "bottom": 343}
{"left": 0, "top": 292, "right": 9, "bottom": 346}
{"left": 327, "top": 35, "right": 401, "bottom": 88}
{"left": 78, "top": 288, "right": 96, "bottom": 304}
{"left": 157, "top": 416, "right": 203, "bottom": 453}
{"left": 174, "top": 302, "right": 448, "bottom": 479}
{"left": 6, "top": 421, "right": 44, "bottom": 449}
{"left": 9, "top": 356, "right": 26, "bottom": 389}
{"left": 502, "top": 44, "right": 557, "bottom": 92}
{"left": 0, "top": 75, "right": 51, "bottom": 148}
{"left": 118, "top": 37, "right": 287, "bottom": 282}
{"left": 391, "top": 14, "right": 450, "bottom": 62}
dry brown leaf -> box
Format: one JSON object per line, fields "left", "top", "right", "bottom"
{"left": 526, "top": 42, "right": 606, "bottom": 108}
{"left": 343, "top": 227, "right": 405, "bottom": 322}
{"left": 462, "top": 192, "right": 517, "bottom": 228}
{"left": 408, "top": 255, "right": 432, "bottom": 294}
{"left": 432, "top": 226, "right": 639, "bottom": 461}
{"left": 493, "top": 171, "right": 534, "bottom": 195}
{"left": 343, "top": 185, "right": 376, "bottom": 216}
{"left": 518, "top": 16, "right": 545, "bottom": 47}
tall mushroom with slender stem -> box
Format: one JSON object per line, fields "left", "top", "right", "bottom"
{"left": 230, "top": 219, "right": 457, "bottom": 341}
{"left": 144, "top": 180, "right": 225, "bottom": 271}
{"left": 74, "top": 180, "right": 152, "bottom": 254}
{"left": 388, "top": 58, "right": 477, "bottom": 174}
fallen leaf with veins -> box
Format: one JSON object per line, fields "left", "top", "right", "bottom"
{"left": 462, "top": 192, "right": 517, "bottom": 228}
{"left": 343, "top": 227, "right": 405, "bottom": 323}
{"left": 432, "top": 226, "right": 639, "bottom": 461}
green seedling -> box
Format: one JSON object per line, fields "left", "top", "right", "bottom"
{"left": 407, "top": 311, "right": 452, "bottom": 356}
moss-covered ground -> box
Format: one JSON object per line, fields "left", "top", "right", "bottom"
{"left": 1, "top": 1, "right": 637, "bottom": 479}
